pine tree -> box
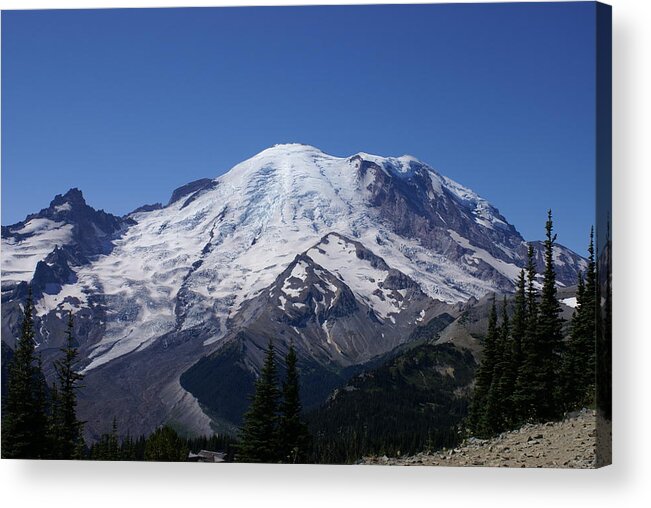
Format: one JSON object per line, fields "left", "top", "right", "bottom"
{"left": 52, "top": 312, "right": 85, "bottom": 459}
{"left": 559, "top": 231, "right": 598, "bottom": 413}
{"left": 513, "top": 244, "right": 540, "bottom": 422}
{"left": 533, "top": 210, "right": 564, "bottom": 421}
{"left": 507, "top": 270, "right": 527, "bottom": 424}
{"left": 560, "top": 273, "right": 586, "bottom": 411}
{"left": 581, "top": 227, "right": 597, "bottom": 404}
{"left": 278, "top": 343, "right": 310, "bottom": 463}
{"left": 596, "top": 221, "right": 612, "bottom": 420}
{"left": 560, "top": 229, "right": 597, "bottom": 412}
{"left": 1, "top": 289, "right": 49, "bottom": 459}
{"left": 144, "top": 425, "right": 188, "bottom": 462}
{"left": 238, "top": 340, "right": 281, "bottom": 463}
{"left": 47, "top": 383, "right": 63, "bottom": 459}
{"left": 468, "top": 295, "right": 498, "bottom": 437}
{"left": 493, "top": 297, "right": 513, "bottom": 431}
{"left": 32, "top": 354, "right": 50, "bottom": 455}
{"left": 108, "top": 417, "right": 120, "bottom": 460}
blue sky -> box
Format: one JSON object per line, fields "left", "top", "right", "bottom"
{"left": 2, "top": 3, "right": 596, "bottom": 254}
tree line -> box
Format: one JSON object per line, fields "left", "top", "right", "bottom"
{"left": 87, "top": 418, "right": 236, "bottom": 462}
{"left": 468, "top": 211, "right": 598, "bottom": 438}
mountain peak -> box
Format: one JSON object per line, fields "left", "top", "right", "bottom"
{"left": 265, "top": 142, "right": 322, "bottom": 152}
{"left": 250, "top": 143, "right": 327, "bottom": 160}
{"left": 50, "top": 187, "right": 87, "bottom": 210}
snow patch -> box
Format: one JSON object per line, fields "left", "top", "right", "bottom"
{"left": 449, "top": 230, "right": 521, "bottom": 282}
{"left": 561, "top": 297, "right": 578, "bottom": 308}
{"left": 1, "top": 219, "right": 74, "bottom": 284}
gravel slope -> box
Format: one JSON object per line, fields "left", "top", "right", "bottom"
{"left": 363, "top": 409, "right": 611, "bottom": 468}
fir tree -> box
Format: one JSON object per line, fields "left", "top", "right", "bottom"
{"left": 238, "top": 340, "right": 281, "bottom": 463}
{"left": 52, "top": 312, "right": 85, "bottom": 459}
{"left": 529, "top": 210, "right": 564, "bottom": 421}
{"left": 107, "top": 417, "right": 120, "bottom": 460}
{"left": 581, "top": 227, "right": 597, "bottom": 404}
{"left": 541, "top": 211, "right": 564, "bottom": 418}
{"left": 596, "top": 221, "right": 612, "bottom": 420}
{"left": 278, "top": 342, "right": 310, "bottom": 463}
{"left": 513, "top": 244, "right": 540, "bottom": 422}
{"left": 493, "top": 296, "right": 514, "bottom": 431}
{"left": 1, "top": 289, "right": 49, "bottom": 459}
{"left": 559, "top": 230, "right": 597, "bottom": 412}
{"left": 468, "top": 295, "right": 498, "bottom": 437}
{"left": 507, "top": 269, "right": 527, "bottom": 424}
{"left": 559, "top": 231, "right": 600, "bottom": 415}
{"left": 46, "top": 383, "right": 63, "bottom": 459}
{"left": 144, "top": 425, "right": 188, "bottom": 462}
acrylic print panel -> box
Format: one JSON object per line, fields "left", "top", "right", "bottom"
{"left": 0, "top": 2, "right": 611, "bottom": 467}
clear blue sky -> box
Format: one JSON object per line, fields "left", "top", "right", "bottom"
{"left": 2, "top": 3, "right": 597, "bottom": 254}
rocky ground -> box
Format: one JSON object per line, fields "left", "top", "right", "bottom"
{"left": 363, "top": 409, "right": 611, "bottom": 468}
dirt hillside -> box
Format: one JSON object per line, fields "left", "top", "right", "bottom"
{"left": 363, "top": 409, "right": 611, "bottom": 468}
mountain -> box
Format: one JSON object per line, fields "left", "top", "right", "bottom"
{"left": 0, "top": 144, "right": 587, "bottom": 438}
{"left": 1, "top": 188, "right": 129, "bottom": 293}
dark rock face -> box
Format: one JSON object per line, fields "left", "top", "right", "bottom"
{"left": 351, "top": 156, "right": 586, "bottom": 292}
{"left": 168, "top": 178, "right": 218, "bottom": 207}
{"left": 130, "top": 203, "right": 163, "bottom": 214}
{"left": 32, "top": 247, "right": 77, "bottom": 298}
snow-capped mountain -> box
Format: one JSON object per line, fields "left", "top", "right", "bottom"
{"left": 223, "top": 232, "right": 455, "bottom": 367}
{"left": 1, "top": 143, "right": 587, "bottom": 437}
{"left": 1, "top": 188, "right": 129, "bottom": 292}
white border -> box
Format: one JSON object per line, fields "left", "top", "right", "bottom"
{"left": 1, "top": 1, "right": 649, "bottom": 507}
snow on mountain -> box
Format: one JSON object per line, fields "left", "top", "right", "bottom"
{"left": 1, "top": 144, "right": 589, "bottom": 436}
{"left": 1, "top": 188, "right": 128, "bottom": 290}
{"left": 222, "top": 232, "right": 452, "bottom": 369}
{"left": 2, "top": 218, "right": 74, "bottom": 286}
{"left": 3, "top": 144, "right": 585, "bottom": 372}
{"left": 69, "top": 144, "right": 512, "bottom": 369}
{"left": 305, "top": 233, "right": 411, "bottom": 321}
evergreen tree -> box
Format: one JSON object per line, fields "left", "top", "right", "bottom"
{"left": 596, "top": 221, "right": 612, "bottom": 420}
{"left": 581, "top": 228, "right": 597, "bottom": 403}
{"left": 559, "top": 230, "right": 598, "bottom": 415}
{"left": 46, "top": 383, "right": 63, "bottom": 459}
{"left": 507, "top": 270, "right": 527, "bottom": 424}
{"left": 52, "top": 312, "right": 85, "bottom": 459}
{"left": 513, "top": 244, "right": 540, "bottom": 422}
{"left": 238, "top": 340, "right": 281, "bottom": 463}
{"left": 559, "top": 230, "right": 597, "bottom": 412}
{"left": 144, "top": 425, "right": 188, "bottom": 462}
{"left": 107, "top": 417, "right": 120, "bottom": 460}
{"left": 33, "top": 354, "right": 50, "bottom": 455}
{"left": 492, "top": 297, "right": 513, "bottom": 431}
{"left": 528, "top": 210, "right": 564, "bottom": 421}
{"left": 2, "top": 289, "right": 49, "bottom": 459}
{"left": 468, "top": 295, "right": 498, "bottom": 437}
{"left": 278, "top": 343, "right": 310, "bottom": 463}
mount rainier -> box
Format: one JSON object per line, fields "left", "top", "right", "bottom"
{"left": 1, "top": 143, "right": 587, "bottom": 437}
